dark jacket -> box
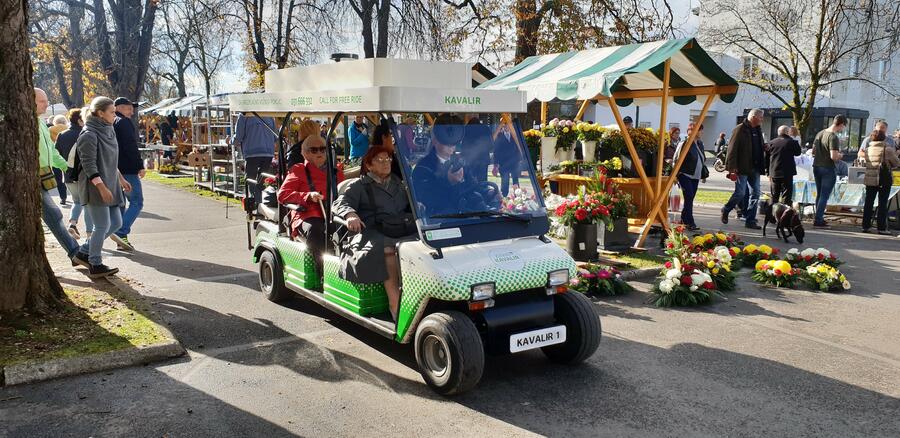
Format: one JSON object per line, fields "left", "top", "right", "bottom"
{"left": 159, "top": 121, "right": 173, "bottom": 145}
{"left": 411, "top": 150, "right": 467, "bottom": 216}
{"left": 764, "top": 134, "right": 801, "bottom": 178}
{"left": 114, "top": 112, "right": 144, "bottom": 174}
{"left": 492, "top": 130, "right": 521, "bottom": 171}
{"left": 333, "top": 174, "right": 412, "bottom": 283}
{"left": 725, "top": 120, "right": 765, "bottom": 176}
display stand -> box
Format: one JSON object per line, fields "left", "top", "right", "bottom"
{"left": 191, "top": 102, "right": 243, "bottom": 198}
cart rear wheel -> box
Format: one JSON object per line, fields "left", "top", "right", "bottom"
{"left": 542, "top": 292, "right": 601, "bottom": 364}
{"left": 259, "top": 250, "right": 289, "bottom": 303}
{"left": 414, "top": 311, "right": 484, "bottom": 395}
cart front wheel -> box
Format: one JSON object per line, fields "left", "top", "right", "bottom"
{"left": 414, "top": 311, "right": 484, "bottom": 395}
{"left": 542, "top": 292, "right": 601, "bottom": 364}
{"left": 259, "top": 250, "right": 289, "bottom": 303}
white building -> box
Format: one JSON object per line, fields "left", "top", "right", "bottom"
{"left": 575, "top": 4, "right": 900, "bottom": 152}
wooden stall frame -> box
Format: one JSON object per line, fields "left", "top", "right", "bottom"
{"left": 655, "top": 60, "right": 671, "bottom": 195}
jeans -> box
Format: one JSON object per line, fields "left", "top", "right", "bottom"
{"left": 813, "top": 166, "right": 837, "bottom": 225}
{"left": 246, "top": 156, "right": 273, "bottom": 202}
{"left": 117, "top": 174, "right": 143, "bottom": 237}
{"left": 723, "top": 172, "right": 761, "bottom": 226}
{"left": 53, "top": 168, "right": 67, "bottom": 202}
{"left": 78, "top": 204, "right": 122, "bottom": 266}
{"left": 66, "top": 182, "right": 94, "bottom": 233}
{"left": 677, "top": 174, "right": 699, "bottom": 227}
{"left": 863, "top": 183, "right": 892, "bottom": 231}
{"left": 41, "top": 189, "right": 80, "bottom": 257}
{"left": 771, "top": 176, "right": 794, "bottom": 204}
{"left": 499, "top": 161, "right": 521, "bottom": 197}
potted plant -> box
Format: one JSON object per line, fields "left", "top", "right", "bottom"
{"left": 576, "top": 122, "right": 604, "bottom": 162}
{"left": 586, "top": 169, "right": 636, "bottom": 250}
{"left": 553, "top": 187, "right": 612, "bottom": 261}
{"left": 554, "top": 119, "right": 577, "bottom": 162}
{"left": 523, "top": 128, "right": 543, "bottom": 171}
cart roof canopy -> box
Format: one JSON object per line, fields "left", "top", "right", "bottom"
{"left": 477, "top": 38, "right": 738, "bottom": 106}
{"left": 228, "top": 58, "right": 526, "bottom": 115}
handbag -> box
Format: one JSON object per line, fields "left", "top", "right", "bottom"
{"left": 39, "top": 166, "right": 57, "bottom": 191}
{"left": 364, "top": 182, "right": 416, "bottom": 238}
{"left": 878, "top": 147, "right": 892, "bottom": 186}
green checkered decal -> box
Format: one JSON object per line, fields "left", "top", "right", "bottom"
{"left": 323, "top": 256, "right": 388, "bottom": 315}
{"left": 254, "top": 230, "right": 320, "bottom": 290}
{"left": 395, "top": 241, "right": 576, "bottom": 342}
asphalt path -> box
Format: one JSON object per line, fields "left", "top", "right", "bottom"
{"left": 2, "top": 181, "right": 899, "bottom": 437}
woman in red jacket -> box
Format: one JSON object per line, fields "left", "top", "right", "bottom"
{"left": 277, "top": 135, "right": 345, "bottom": 277}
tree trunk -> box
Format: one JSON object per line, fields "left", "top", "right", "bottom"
{"left": 0, "top": 0, "right": 64, "bottom": 312}
{"left": 375, "top": 0, "right": 390, "bottom": 57}
{"left": 94, "top": 0, "right": 158, "bottom": 100}
{"left": 514, "top": 0, "right": 540, "bottom": 63}
{"left": 67, "top": 2, "right": 85, "bottom": 106}
{"left": 360, "top": 1, "right": 375, "bottom": 58}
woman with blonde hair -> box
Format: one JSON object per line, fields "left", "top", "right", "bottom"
{"left": 72, "top": 96, "right": 132, "bottom": 277}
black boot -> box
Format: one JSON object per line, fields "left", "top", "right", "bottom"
{"left": 88, "top": 264, "right": 119, "bottom": 278}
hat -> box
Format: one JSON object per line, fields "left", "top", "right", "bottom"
{"left": 623, "top": 116, "right": 633, "bottom": 124}
{"left": 114, "top": 97, "right": 135, "bottom": 106}
{"left": 431, "top": 114, "right": 465, "bottom": 146}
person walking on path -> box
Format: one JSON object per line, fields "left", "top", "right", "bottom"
{"left": 109, "top": 97, "right": 143, "bottom": 251}
{"left": 721, "top": 109, "right": 766, "bottom": 229}
{"left": 861, "top": 129, "right": 899, "bottom": 234}
{"left": 674, "top": 122, "right": 708, "bottom": 231}
{"left": 35, "top": 88, "right": 82, "bottom": 262}
{"left": 233, "top": 113, "right": 276, "bottom": 202}
{"left": 765, "top": 125, "right": 802, "bottom": 204}
{"left": 811, "top": 115, "right": 846, "bottom": 227}
{"left": 56, "top": 108, "right": 93, "bottom": 240}
{"left": 347, "top": 115, "right": 370, "bottom": 161}
{"left": 72, "top": 96, "right": 132, "bottom": 278}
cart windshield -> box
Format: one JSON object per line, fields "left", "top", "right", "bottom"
{"left": 394, "top": 114, "right": 545, "bottom": 226}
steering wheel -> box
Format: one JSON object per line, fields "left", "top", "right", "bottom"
{"left": 457, "top": 181, "right": 502, "bottom": 211}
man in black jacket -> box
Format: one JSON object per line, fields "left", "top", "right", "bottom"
{"left": 111, "top": 97, "right": 144, "bottom": 251}
{"left": 765, "top": 125, "right": 802, "bottom": 204}
{"left": 722, "top": 109, "right": 766, "bottom": 229}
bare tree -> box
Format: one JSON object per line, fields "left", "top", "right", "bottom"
{"left": 153, "top": 0, "right": 195, "bottom": 97}
{"left": 191, "top": 0, "right": 233, "bottom": 97}
{"left": 92, "top": 0, "right": 160, "bottom": 100}
{"left": 701, "top": 0, "right": 900, "bottom": 136}
{"left": 0, "top": 0, "right": 65, "bottom": 312}
{"left": 28, "top": 0, "right": 95, "bottom": 107}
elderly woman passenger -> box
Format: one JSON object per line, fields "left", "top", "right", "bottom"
{"left": 333, "top": 145, "right": 414, "bottom": 320}
{"left": 278, "top": 135, "right": 345, "bottom": 278}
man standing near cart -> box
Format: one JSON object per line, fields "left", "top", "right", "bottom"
{"left": 721, "top": 108, "right": 765, "bottom": 229}
{"left": 233, "top": 113, "right": 276, "bottom": 203}
{"left": 111, "top": 97, "right": 143, "bottom": 251}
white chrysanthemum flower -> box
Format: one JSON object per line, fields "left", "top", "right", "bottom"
{"left": 665, "top": 269, "right": 680, "bottom": 280}
{"left": 842, "top": 280, "right": 851, "bottom": 290}
{"left": 788, "top": 248, "right": 800, "bottom": 255}
{"left": 689, "top": 285, "right": 698, "bottom": 292}
{"left": 807, "top": 266, "right": 817, "bottom": 275}
{"left": 659, "top": 280, "right": 673, "bottom": 294}
{"left": 801, "top": 248, "right": 815, "bottom": 257}
{"left": 817, "top": 248, "right": 830, "bottom": 258}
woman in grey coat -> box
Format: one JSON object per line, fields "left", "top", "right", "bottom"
{"left": 333, "top": 145, "right": 414, "bottom": 320}
{"left": 72, "top": 96, "right": 132, "bottom": 278}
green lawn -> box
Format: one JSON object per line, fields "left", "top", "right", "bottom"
{"left": 694, "top": 189, "right": 732, "bottom": 205}
{"left": 144, "top": 171, "right": 234, "bottom": 203}
{"left": 607, "top": 251, "right": 666, "bottom": 270}
{"left": 0, "top": 287, "right": 169, "bottom": 366}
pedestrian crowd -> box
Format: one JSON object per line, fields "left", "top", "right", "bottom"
{"left": 36, "top": 88, "right": 146, "bottom": 278}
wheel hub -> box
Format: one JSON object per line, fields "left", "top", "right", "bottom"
{"left": 261, "top": 262, "right": 273, "bottom": 290}
{"left": 422, "top": 334, "right": 450, "bottom": 378}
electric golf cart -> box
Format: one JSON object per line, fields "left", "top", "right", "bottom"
{"left": 230, "top": 59, "right": 601, "bottom": 395}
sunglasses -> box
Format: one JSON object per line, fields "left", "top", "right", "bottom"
{"left": 305, "top": 146, "right": 327, "bottom": 154}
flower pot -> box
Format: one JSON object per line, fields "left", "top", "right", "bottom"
{"left": 540, "top": 137, "right": 559, "bottom": 172}
{"left": 598, "top": 217, "right": 631, "bottom": 251}
{"left": 581, "top": 141, "right": 598, "bottom": 162}
{"left": 554, "top": 147, "right": 570, "bottom": 164}
{"left": 566, "top": 223, "right": 599, "bottom": 261}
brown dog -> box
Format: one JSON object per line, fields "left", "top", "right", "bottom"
{"left": 762, "top": 200, "right": 805, "bottom": 244}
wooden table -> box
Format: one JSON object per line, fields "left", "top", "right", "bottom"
{"left": 546, "top": 174, "right": 670, "bottom": 231}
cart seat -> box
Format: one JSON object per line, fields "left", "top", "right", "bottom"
{"left": 337, "top": 178, "right": 358, "bottom": 195}
{"left": 258, "top": 203, "right": 279, "bottom": 222}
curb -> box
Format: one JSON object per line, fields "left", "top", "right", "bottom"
{"left": 0, "top": 276, "right": 186, "bottom": 387}
{"left": 2, "top": 340, "right": 184, "bottom": 386}
{"left": 620, "top": 266, "right": 660, "bottom": 281}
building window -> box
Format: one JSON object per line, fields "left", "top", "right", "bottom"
{"left": 878, "top": 60, "right": 889, "bottom": 81}
{"left": 849, "top": 56, "right": 860, "bottom": 76}
{"left": 638, "top": 121, "right": 652, "bottom": 128}
{"left": 742, "top": 56, "right": 759, "bottom": 77}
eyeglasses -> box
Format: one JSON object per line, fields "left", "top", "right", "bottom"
{"left": 372, "top": 156, "right": 393, "bottom": 163}
{"left": 305, "top": 146, "right": 327, "bottom": 154}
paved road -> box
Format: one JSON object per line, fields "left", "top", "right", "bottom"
{"left": 2, "top": 181, "right": 899, "bottom": 437}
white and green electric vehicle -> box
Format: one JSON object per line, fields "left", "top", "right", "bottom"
{"left": 230, "top": 59, "right": 601, "bottom": 395}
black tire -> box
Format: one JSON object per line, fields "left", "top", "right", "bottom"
{"left": 542, "top": 292, "right": 601, "bottom": 364}
{"left": 414, "top": 311, "right": 485, "bottom": 396}
{"left": 258, "top": 250, "right": 289, "bottom": 303}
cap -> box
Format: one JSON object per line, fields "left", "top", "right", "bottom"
{"left": 432, "top": 114, "right": 465, "bottom": 146}
{"left": 623, "top": 116, "right": 633, "bottom": 124}
{"left": 114, "top": 97, "right": 135, "bottom": 106}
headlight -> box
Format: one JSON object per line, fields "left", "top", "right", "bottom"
{"left": 547, "top": 269, "right": 569, "bottom": 287}
{"left": 471, "top": 282, "right": 496, "bottom": 301}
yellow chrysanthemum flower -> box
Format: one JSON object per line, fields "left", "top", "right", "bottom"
{"left": 744, "top": 244, "right": 758, "bottom": 254}
{"left": 758, "top": 244, "right": 773, "bottom": 255}
{"left": 755, "top": 259, "right": 769, "bottom": 271}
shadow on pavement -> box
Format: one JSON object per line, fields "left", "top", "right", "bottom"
{"left": 137, "top": 211, "right": 171, "bottom": 221}
{"left": 122, "top": 252, "right": 255, "bottom": 285}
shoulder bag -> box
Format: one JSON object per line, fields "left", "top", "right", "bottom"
{"left": 363, "top": 181, "right": 416, "bottom": 238}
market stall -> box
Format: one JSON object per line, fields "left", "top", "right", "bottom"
{"left": 479, "top": 38, "right": 739, "bottom": 247}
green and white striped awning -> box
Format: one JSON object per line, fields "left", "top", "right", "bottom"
{"left": 478, "top": 38, "right": 738, "bottom": 106}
